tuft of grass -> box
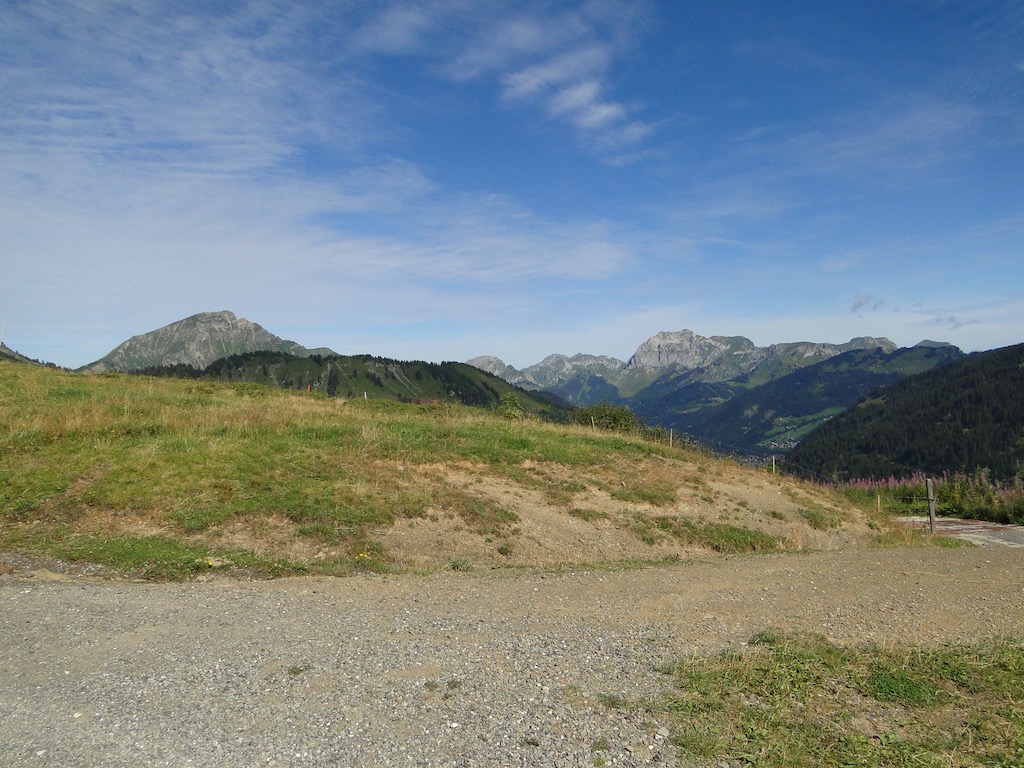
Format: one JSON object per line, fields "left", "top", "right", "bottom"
{"left": 638, "top": 631, "right": 1024, "bottom": 768}
{"left": 797, "top": 505, "right": 843, "bottom": 530}
{"left": 638, "top": 515, "right": 784, "bottom": 554}
{"left": 861, "top": 662, "right": 938, "bottom": 707}
{"left": 568, "top": 507, "right": 609, "bottom": 521}
{"left": 611, "top": 480, "right": 677, "bottom": 506}
{"left": 0, "top": 527, "right": 298, "bottom": 580}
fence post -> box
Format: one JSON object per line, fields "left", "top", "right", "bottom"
{"left": 926, "top": 477, "right": 937, "bottom": 534}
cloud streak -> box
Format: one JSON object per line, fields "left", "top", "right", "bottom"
{"left": 349, "top": 0, "right": 659, "bottom": 159}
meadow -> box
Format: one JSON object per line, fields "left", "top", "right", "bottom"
{"left": 1, "top": 361, "right": 886, "bottom": 579}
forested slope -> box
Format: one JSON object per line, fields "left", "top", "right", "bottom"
{"left": 138, "top": 351, "right": 567, "bottom": 417}
{"left": 784, "top": 343, "right": 1024, "bottom": 482}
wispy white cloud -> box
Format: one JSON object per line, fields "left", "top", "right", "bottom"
{"left": 353, "top": 4, "right": 436, "bottom": 55}
{"left": 0, "top": 1, "right": 372, "bottom": 200}
{"left": 445, "top": 14, "right": 570, "bottom": 80}
{"left": 806, "top": 98, "right": 982, "bottom": 176}
{"left": 548, "top": 80, "right": 621, "bottom": 128}
{"left": 349, "top": 0, "right": 658, "bottom": 158}
{"left": 501, "top": 47, "right": 609, "bottom": 100}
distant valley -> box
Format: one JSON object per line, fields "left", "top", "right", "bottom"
{"left": 469, "top": 330, "right": 964, "bottom": 457}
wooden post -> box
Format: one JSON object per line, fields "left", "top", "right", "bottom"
{"left": 669, "top": 428, "right": 673, "bottom": 447}
{"left": 926, "top": 477, "right": 937, "bottom": 534}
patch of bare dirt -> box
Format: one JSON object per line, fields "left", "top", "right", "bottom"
{"left": 381, "top": 459, "right": 876, "bottom": 571}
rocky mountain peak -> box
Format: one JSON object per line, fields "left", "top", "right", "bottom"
{"left": 841, "top": 336, "right": 897, "bottom": 353}
{"left": 81, "top": 311, "right": 337, "bottom": 373}
{"left": 464, "top": 355, "right": 520, "bottom": 380}
{"left": 625, "top": 330, "right": 765, "bottom": 381}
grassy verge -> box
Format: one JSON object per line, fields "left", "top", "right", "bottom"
{"left": 837, "top": 471, "right": 1024, "bottom": 526}
{"left": 0, "top": 364, "right": 671, "bottom": 573}
{"left": 639, "top": 630, "right": 1024, "bottom": 767}
{"left": 0, "top": 526, "right": 306, "bottom": 580}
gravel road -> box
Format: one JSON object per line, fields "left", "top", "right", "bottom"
{"left": 2, "top": 545, "right": 1022, "bottom": 768}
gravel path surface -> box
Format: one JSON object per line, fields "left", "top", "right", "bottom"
{"left": 2, "top": 546, "right": 1022, "bottom": 767}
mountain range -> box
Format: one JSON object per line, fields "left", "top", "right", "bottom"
{"left": 469, "top": 331, "right": 904, "bottom": 400}
{"left": 469, "top": 331, "right": 964, "bottom": 456}
{"left": 68, "top": 311, "right": 966, "bottom": 457}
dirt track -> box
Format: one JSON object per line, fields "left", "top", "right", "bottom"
{"left": 2, "top": 545, "right": 1023, "bottom": 767}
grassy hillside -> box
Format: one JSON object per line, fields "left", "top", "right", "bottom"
{"left": 2, "top": 361, "right": 899, "bottom": 580}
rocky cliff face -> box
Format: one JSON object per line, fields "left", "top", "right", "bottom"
{"left": 469, "top": 330, "right": 900, "bottom": 392}
{"left": 464, "top": 355, "right": 524, "bottom": 383}
{"left": 81, "top": 311, "right": 337, "bottom": 373}
{"left": 626, "top": 331, "right": 896, "bottom": 378}
{"left": 625, "top": 331, "right": 771, "bottom": 384}
{"left": 466, "top": 353, "right": 627, "bottom": 391}
{"left": 518, "top": 354, "right": 627, "bottom": 389}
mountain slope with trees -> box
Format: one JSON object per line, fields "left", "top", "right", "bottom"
{"left": 784, "top": 343, "right": 1024, "bottom": 483}
{"left": 138, "top": 351, "right": 568, "bottom": 418}
{"left": 663, "top": 345, "right": 966, "bottom": 456}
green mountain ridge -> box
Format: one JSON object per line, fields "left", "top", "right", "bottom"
{"left": 0, "top": 342, "right": 65, "bottom": 368}
{"left": 138, "top": 351, "right": 567, "bottom": 418}
{"left": 784, "top": 343, "right": 1024, "bottom": 483}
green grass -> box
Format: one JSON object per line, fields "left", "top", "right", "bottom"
{"left": 785, "top": 490, "right": 845, "bottom": 530}
{"left": 636, "top": 515, "right": 784, "bottom": 553}
{"left": 0, "top": 362, "right": 861, "bottom": 577}
{"left": 640, "top": 630, "right": 1024, "bottom": 767}
{"left": 797, "top": 506, "right": 843, "bottom": 530}
{"left": 610, "top": 480, "right": 677, "bottom": 506}
{"left": 0, "top": 526, "right": 301, "bottom": 580}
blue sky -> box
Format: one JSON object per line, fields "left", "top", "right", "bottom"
{"left": 2, "top": 0, "right": 1022, "bottom": 369}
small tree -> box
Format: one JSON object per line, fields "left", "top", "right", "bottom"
{"left": 570, "top": 401, "right": 643, "bottom": 433}
{"left": 498, "top": 391, "right": 524, "bottom": 419}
